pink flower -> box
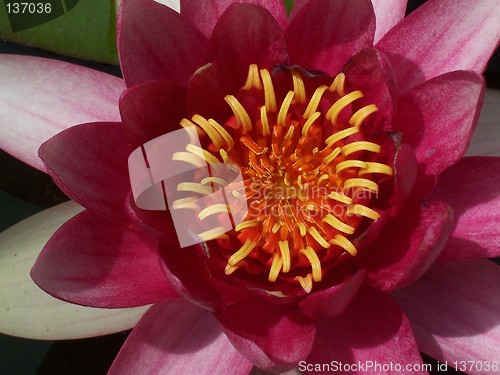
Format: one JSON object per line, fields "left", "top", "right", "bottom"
{"left": 1, "top": 0, "right": 499, "bottom": 373}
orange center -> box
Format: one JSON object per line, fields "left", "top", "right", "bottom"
{"left": 173, "top": 64, "right": 393, "bottom": 293}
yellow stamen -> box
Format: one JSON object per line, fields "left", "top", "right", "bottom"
{"left": 243, "top": 64, "right": 262, "bottom": 90}
{"left": 303, "top": 85, "right": 328, "bottom": 119}
{"left": 260, "top": 106, "right": 271, "bottom": 136}
{"left": 277, "top": 91, "right": 295, "bottom": 127}
{"left": 296, "top": 274, "right": 313, "bottom": 293}
{"left": 327, "top": 191, "right": 353, "bottom": 205}
{"left": 192, "top": 114, "right": 225, "bottom": 149}
{"left": 180, "top": 118, "right": 205, "bottom": 138}
{"left": 269, "top": 253, "right": 283, "bottom": 282}
{"left": 342, "top": 141, "right": 381, "bottom": 156}
{"left": 359, "top": 162, "right": 394, "bottom": 176}
{"left": 177, "top": 182, "right": 213, "bottom": 195}
{"left": 343, "top": 178, "right": 379, "bottom": 193}
{"left": 322, "top": 214, "right": 355, "bottom": 235}
{"left": 172, "top": 151, "right": 206, "bottom": 168}
{"left": 278, "top": 240, "right": 291, "bottom": 273}
{"left": 329, "top": 72, "right": 346, "bottom": 95}
{"left": 201, "top": 176, "right": 227, "bottom": 186}
{"left": 207, "top": 119, "right": 235, "bottom": 151}
{"left": 308, "top": 227, "right": 330, "bottom": 248}
{"left": 186, "top": 143, "right": 220, "bottom": 164}
{"left": 284, "top": 125, "right": 295, "bottom": 141}
{"left": 325, "top": 90, "right": 363, "bottom": 124}
{"left": 300, "top": 247, "right": 322, "bottom": 282}
{"left": 260, "top": 68, "right": 277, "bottom": 112}
{"left": 349, "top": 104, "right": 378, "bottom": 128}
{"left": 301, "top": 111, "right": 321, "bottom": 136}
{"left": 199, "top": 226, "right": 228, "bottom": 242}
{"left": 335, "top": 160, "right": 368, "bottom": 174}
{"left": 198, "top": 204, "right": 230, "bottom": 220}
{"left": 171, "top": 197, "right": 199, "bottom": 210}
{"left": 325, "top": 127, "right": 359, "bottom": 147}
{"left": 329, "top": 234, "right": 357, "bottom": 256}
{"left": 224, "top": 95, "right": 253, "bottom": 133}
{"left": 292, "top": 70, "right": 306, "bottom": 104}
{"left": 235, "top": 219, "right": 258, "bottom": 232}
{"left": 324, "top": 147, "right": 341, "bottom": 165}
{"left": 347, "top": 204, "right": 381, "bottom": 220}
{"left": 296, "top": 222, "right": 307, "bottom": 237}
{"left": 228, "top": 240, "right": 258, "bottom": 265}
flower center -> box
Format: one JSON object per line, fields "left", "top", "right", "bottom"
{"left": 173, "top": 64, "right": 393, "bottom": 293}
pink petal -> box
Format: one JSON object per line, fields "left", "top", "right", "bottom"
{"left": 31, "top": 210, "right": 177, "bottom": 308}
{"left": 376, "top": 0, "right": 500, "bottom": 92}
{"left": 117, "top": 0, "right": 207, "bottom": 87}
{"left": 180, "top": 0, "right": 288, "bottom": 38}
{"left": 285, "top": 0, "right": 375, "bottom": 76}
{"left": 215, "top": 299, "right": 316, "bottom": 372}
{"left": 307, "top": 286, "right": 425, "bottom": 375}
{"left": 357, "top": 200, "right": 454, "bottom": 291}
{"left": 343, "top": 48, "right": 398, "bottom": 133}
{"left": 393, "top": 259, "right": 500, "bottom": 373}
{"left": 371, "top": 0, "right": 408, "bottom": 43}
{"left": 0, "top": 55, "right": 123, "bottom": 172}
{"left": 39, "top": 122, "right": 133, "bottom": 220}
{"left": 429, "top": 157, "right": 500, "bottom": 262}
{"left": 208, "top": 3, "right": 288, "bottom": 78}
{"left": 393, "top": 71, "right": 484, "bottom": 195}
{"left": 299, "top": 270, "right": 365, "bottom": 320}
{"left": 109, "top": 299, "right": 253, "bottom": 375}
{"left": 119, "top": 80, "right": 186, "bottom": 146}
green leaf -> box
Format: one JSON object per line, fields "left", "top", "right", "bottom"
{"left": 0, "top": 0, "right": 118, "bottom": 64}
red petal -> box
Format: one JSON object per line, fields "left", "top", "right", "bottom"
{"left": 306, "top": 286, "right": 425, "bottom": 375}
{"left": 371, "top": 0, "right": 407, "bottom": 43}
{"left": 215, "top": 299, "right": 316, "bottom": 372}
{"left": 393, "top": 71, "right": 484, "bottom": 195}
{"left": 285, "top": 0, "right": 375, "bottom": 76}
{"left": 31, "top": 210, "right": 177, "bottom": 308}
{"left": 208, "top": 3, "right": 288, "bottom": 78}
{"left": 180, "top": 0, "right": 288, "bottom": 38}
{"left": 118, "top": 0, "right": 207, "bottom": 87}
{"left": 358, "top": 200, "right": 454, "bottom": 291}
{"left": 119, "top": 80, "right": 186, "bottom": 147}
{"left": 299, "top": 270, "right": 365, "bottom": 320}
{"left": 429, "top": 157, "right": 500, "bottom": 262}
{"left": 159, "top": 243, "right": 250, "bottom": 310}
{"left": 39, "top": 122, "right": 133, "bottom": 221}
{"left": 109, "top": 300, "right": 253, "bottom": 375}
{"left": 393, "top": 260, "right": 500, "bottom": 370}
{"left": 376, "top": 0, "right": 500, "bottom": 92}
{"left": 343, "top": 48, "right": 398, "bottom": 133}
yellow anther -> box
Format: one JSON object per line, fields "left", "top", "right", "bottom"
{"left": 172, "top": 151, "right": 206, "bottom": 168}
{"left": 192, "top": 114, "right": 225, "bottom": 149}
{"left": 172, "top": 197, "right": 199, "bottom": 211}
{"left": 347, "top": 204, "right": 381, "bottom": 220}
{"left": 278, "top": 240, "right": 291, "bottom": 273}
{"left": 207, "top": 119, "right": 235, "bottom": 151}
{"left": 285, "top": 125, "right": 295, "bottom": 141}
{"left": 260, "top": 106, "right": 271, "bottom": 136}
{"left": 272, "top": 223, "right": 282, "bottom": 233}
{"left": 359, "top": 162, "right": 394, "bottom": 176}
{"left": 325, "top": 127, "right": 359, "bottom": 147}
{"left": 224, "top": 95, "right": 253, "bottom": 133}
{"left": 327, "top": 191, "right": 353, "bottom": 205}
{"left": 329, "top": 72, "right": 346, "bottom": 95}
{"left": 317, "top": 174, "right": 329, "bottom": 185}
{"left": 243, "top": 64, "right": 262, "bottom": 90}
{"left": 277, "top": 91, "right": 295, "bottom": 127}
{"left": 219, "top": 148, "right": 229, "bottom": 162}
{"left": 198, "top": 226, "right": 228, "bottom": 242}
{"left": 177, "top": 182, "right": 213, "bottom": 195}
{"left": 301, "top": 111, "right": 321, "bottom": 136}
{"left": 341, "top": 141, "right": 381, "bottom": 156}
{"left": 201, "top": 176, "right": 227, "bottom": 186}
{"left": 308, "top": 227, "right": 330, "bottom": 248}
{"left": 235, "top": 219, "right": 258, "bottom": 232}
{"left": 180, "top": 118, "right": 205, "bottom": 138}
{"left": 323, "top": 214, "right": 355, "bottom": 235}
{"left": 225, "top": 263, "right": 239, "bottom": 275}
{"left": 325, "top": 90, "right": 363, "bottom": 124}
{"left": 329, "top": 234, "right": 357, "bottom": 256}
{"left": 349, "top": 104, "right": 378, "bottom": 128}
{"left": 292, "top": 70, "right": 306, "bottom": 104}
{"left": 228, "top": 240, "right": 257, "bottom": 265}
{"left": 300, "top": 247, "right": 322, "bottom": 282}
{"left": 260, "top": 69, "right": 277, "bottom": 112}
{"left": 198, "top": 204, "right": 229, "bottom": 220}
{"left": 303, "top": 85, "right": 328, "bottom": 119}
{"left": 335, "top": 160, "right": 368, "bottom": 174}
{"left": 324, "top": 147, "right": 341, "bottom": 165}
{"left": 186, "top": 143, "right": 220, "bottom": 164}
{"left": 296, "top": 274, "right": 313, "bottom": 293}
{"left": 296, "top": 222, "right": 307, "bottom": 237}
{"left": 343, "top": 178, "right": 379, "bottom": 193}
{"left": 269, "top": 253, "right": 283, "bottom": 282}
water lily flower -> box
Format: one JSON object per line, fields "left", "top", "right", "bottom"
{"left": 1, "top": 0, "right": 500, "bottom": 373}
